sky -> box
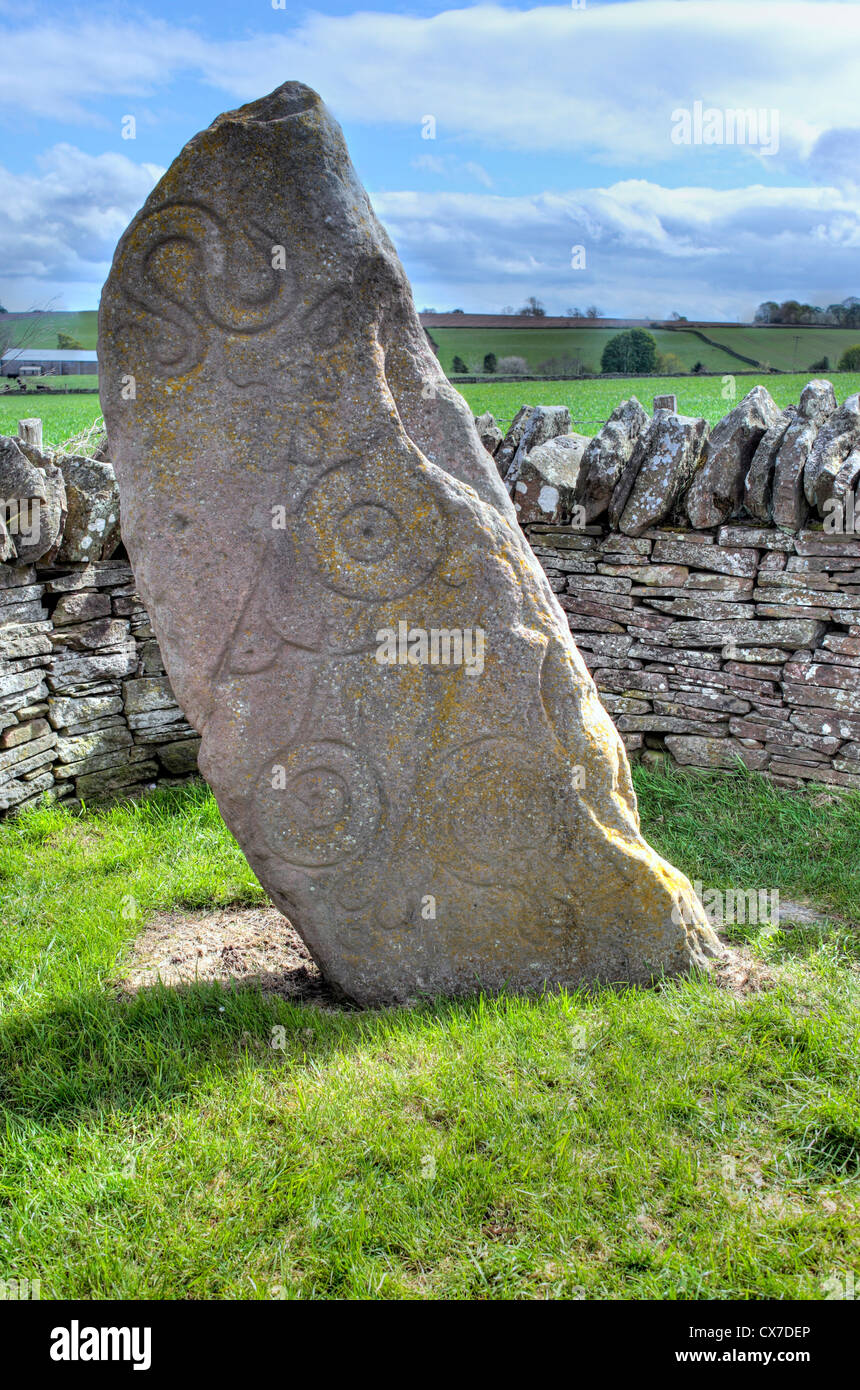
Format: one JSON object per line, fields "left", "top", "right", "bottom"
{"left": 0, "top": 0, "right": 858, "bottom": 320}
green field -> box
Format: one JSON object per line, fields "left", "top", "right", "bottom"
{"left": 0, "top": 770, "right": 857, "bottom": 1299}
{"left": 459, "top": 372, "right": 860, "bottom": 434}
{"left": 3, "top": 371, "right": 860, "bottom": 448}
{"left": 700, "top": 327, "right": 860, "bottom": 374}
{"left": 0, "top": 310, "right": 98, "bottom": 349}
{"left": 429, "top": 326, "right": 741, "bottom": 375}
{"left": 0, "top": 392, "right": 102, "bottom": 446}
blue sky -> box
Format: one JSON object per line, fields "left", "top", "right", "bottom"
{"left": 0, "top": 0, "right": 858, "bottom": 318}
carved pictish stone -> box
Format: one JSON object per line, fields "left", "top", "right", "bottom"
{"left": 99, "top": 82, "right": 720, "bottom": 1004}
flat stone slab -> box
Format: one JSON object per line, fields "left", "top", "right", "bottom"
{"left": 99, "top": 81, "right": 720, "bottom": 1005}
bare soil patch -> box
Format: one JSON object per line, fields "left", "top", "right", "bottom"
{"left": 115, "top": 904, "right": 340, "bottom": 1006}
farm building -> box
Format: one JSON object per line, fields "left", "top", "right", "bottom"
{"left": 1, "top": 348, "right": 98, "bottom": 377}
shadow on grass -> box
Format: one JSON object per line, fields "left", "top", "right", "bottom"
{"left": 0, "top": 974, "right": 502, "bottom": 1128}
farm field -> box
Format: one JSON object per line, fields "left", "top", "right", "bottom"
{"left": 703, "top": 327, "right": 860, "bottom": 374}
{"left": 0, "top": 391, "right": 101, "bottom": 445}
{"left": 0, "top": 309, "right": 98, "bottom": 349}
{"left": 459, "top": 372, "right": 860, "bottom": 434}
{"left": 4, "top": 372, "right": 860, "bottom": 447}
{"left": 429, "top": 326, "right": 739, "bottom": 375}
{"left": 0, "top": 771, "right": 857, "bottom": 1299}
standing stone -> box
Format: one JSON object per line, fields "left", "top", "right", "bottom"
{"left": 771, "top": 381, "right": 836, "bottom": 531}
{"left": 743, "top": 405, "right": 797, "bottom": 521}
{"left": 685, "top": 386, "right": 781, "bottom": 528}
{"left": 618, "top": 412, "right": 709, "bottom": 537}
{"left": 99, "top": 81, "right": 720, "bottom": 1005}
{"left": 511, "top": 433, "right": 589, "bottom": 525}
{"left": 575, "top": 397, "right": 649, "bottom": 523}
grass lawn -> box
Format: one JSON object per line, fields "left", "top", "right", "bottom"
{"left": 3, "top": 373, "right": 860, "bottom": 450}
{"left": 459, "top": 373, "right": 860, "bottom": 434}
{"left": 0, "top": 769, "right": 857, "bottom": 1300}
{"left": 0, "top": 391, "right": 101, "bottom": 446}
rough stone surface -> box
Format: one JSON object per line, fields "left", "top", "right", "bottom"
{"left": 575, "top": 397, "right": 649, "bottom": 523}
{"left": 56, "top": 455, "right": 123, "bottom": 563}
{"left": 99, "top": 81, "right": 720, "bottom": 1005}
{"left": 685, "top": 386, "right": 781, "bottom": 529}
{"left": 0, "top": 436, "right": 67, "bottom": 564}
{"left": 502, "top": 405, "right": 572, "bottom": 490}
{"left": 770, "top": 380, "right": 837, "bottom": 531}
{"left": 512, "top": 433, "right": 589, "bottom": 525}
{"left": 618, "top": 412, "right": 708, "bottom": 537}
{"left": 806, "top": 393, "right": 860, "bottom": 510}
{"left": 474, "top": 412, "right": 503, "bottom": 457}
{"left": 743, "top": 405, "right": 796, "bottom": 521}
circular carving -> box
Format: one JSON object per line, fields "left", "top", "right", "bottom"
{"left": 338, "top": 503, "right": 399, "bottom": 562}
{"left": 299, "top": 464, "right": 446, "bottom": 601}
{"left": 428, "top": 737, "right": 562, "bottom": 882}
{"left": 255, "top": 740, "right": 382, "bottom": 868}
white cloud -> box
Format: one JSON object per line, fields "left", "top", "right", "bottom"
{"left": 371, "top": 179, "right": 860, "bottom": 317}
{"left": 0, "top": 146, "right": 162, "bottom": 308}
{"left": 0, "top": 4, "right": 858, "bottom": 166}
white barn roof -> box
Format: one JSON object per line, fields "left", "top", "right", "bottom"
{"left": 1, "top": 348, "right": 98, "bottom": 363}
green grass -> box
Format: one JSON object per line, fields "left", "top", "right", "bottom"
{"left": 430, "top": 326, "right": 739, "bottom": 375}
{"left": 459, "top": 373, "right": 860, "bottom": 434}
{"left": 0, "top": 391, "right": 101, "bottom": 446}
{"left": 0, "top": 310, "right": 98, "bottom": 350}
{"left": 0, "top": 771, "right": 857, "bottom": 1300}
{"left": 702, "top": 327, "right": 860, "bottom": 374}
{"left": 3, "top": 372, "right": 860, "bottom": 450}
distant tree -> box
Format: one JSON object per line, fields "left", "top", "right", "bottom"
{"left": 451, "top": 354, "right": 469, "bottom": 373}
{"left": 0, "top": 304, "right": 7, "bottom": 314}
{"left": 483, "top": 352, "right": 497, "bottom": 374}
{"left": 450, "top": 308, "right": 465, "bottom": 314}
{"left": 837, "top": 345, "right": 860, "bottom": 371}
{"left": 809, "top": 356, "right": 830, "bottom": 371}
{"left": 500, "top": 305, "right": 515, "bottom": 315}
{"left": 58, "top": 332, "right": 84, "bottom": 350}
{"left": 656, "top": 351, "right": 685, "bottom": 374}
{"left": 754, "top": 301, "right": 780, "bottom": 323}
{"left": 600, "top": 329, "right": 658, "bottom": 374}
{"left": 497, "top": 355, "right": 529, "bottom": 376}
{"left": 566, "top": 306, "right": 582, "bottom": 318}
{"left": 536, "top": 353, "right": 592, "bottom": 377}
{"left": 670, "top": 310, "right": 688, "bottom": 321}
{"left": 517, "top": 296, "right": 546, "bottom": 317}
{"left": 691, "top": 360, "right": 706, "bottom": 374}
{"left": 584, "top": 305, "right": 601, "bottom": 319}
{"left": 420, "top": 306, "right": 437, "bottom": 314}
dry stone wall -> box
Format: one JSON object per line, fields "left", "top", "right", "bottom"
{"left": 0, "top": 554, "right": 199, "bottom": 814}
{"left": 523, "top": 520, "right": 860, "bottom": 790}
{"left": 486, "top": 381, "right": 860, "bottom": 791}
{"left": 2, "top": 376, "right": 860, "bottom": 815}
{"left": 0, "top": 424, "right": 198, "bottom": 815}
